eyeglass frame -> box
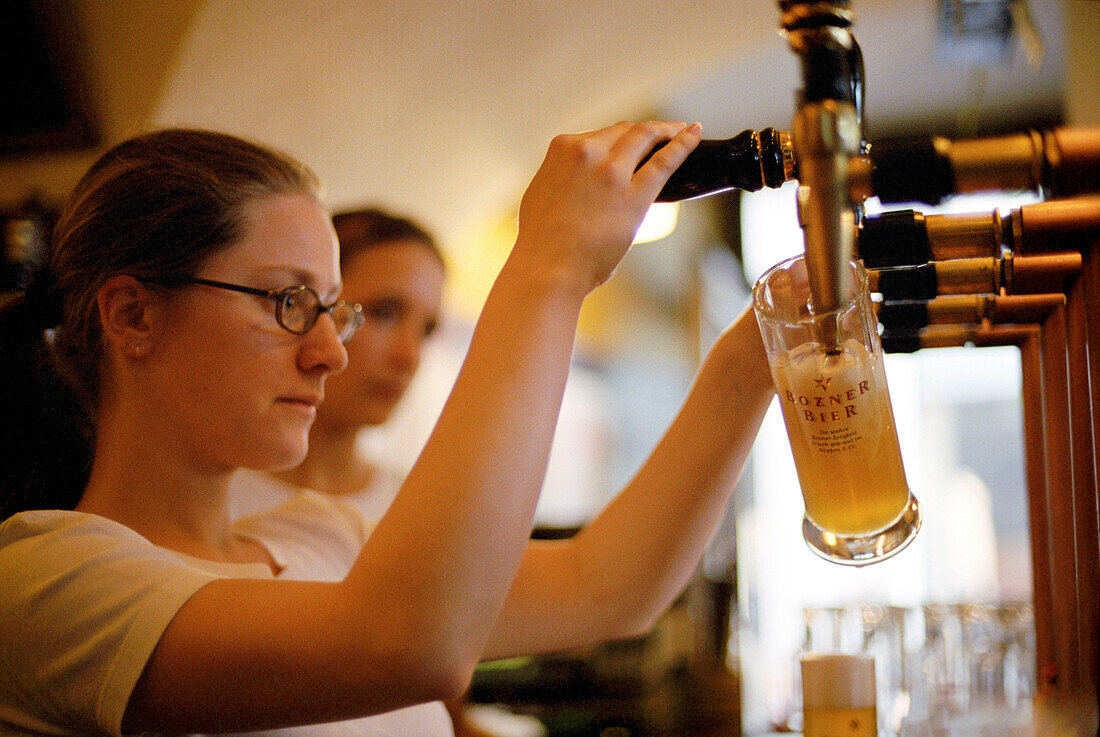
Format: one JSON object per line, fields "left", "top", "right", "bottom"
{"left": 166, "top": 276, "right": 364, "bottom": 343}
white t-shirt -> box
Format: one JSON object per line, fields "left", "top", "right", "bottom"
{"left": 230, "top": 467, "right": 402, "bottom": 523}
{"left": 0, "top": 492, "right": 452, "bottom": 737}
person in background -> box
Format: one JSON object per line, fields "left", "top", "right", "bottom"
{"left": 229, "top": 206, "right": 542, "bottom": 737}
{"left": 229, "top": 207, "right": 445, "bottom": 522}
{"left": 0, "top": 122, "right": 774, "bottom": 736}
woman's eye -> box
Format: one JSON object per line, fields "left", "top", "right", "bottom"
{"left": 423, "top": 319, "right": 439, "bottom": 339}
{"left": 365, "top": 300, "right": 401, "bottom": 323}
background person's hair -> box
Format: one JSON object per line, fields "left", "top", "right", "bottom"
{"left": 0, "top": 128, "right": 321, "bottom": 519}
{"left": 332, "top": 206, "right": 445, "bottom": 272}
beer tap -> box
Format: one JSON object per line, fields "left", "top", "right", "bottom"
{"left": 857, "top": 127, "right": 1100, "bottom": 206}
{"left": 779, "top": 0, "right": 866, "bottom": 335}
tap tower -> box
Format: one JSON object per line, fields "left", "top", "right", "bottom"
{"left": 779, "top": 0, "right": 865, "bottom": 335}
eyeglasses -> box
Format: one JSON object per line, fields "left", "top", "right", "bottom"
{"left": 180, "top": 277, "right": 364, "bottom": 343}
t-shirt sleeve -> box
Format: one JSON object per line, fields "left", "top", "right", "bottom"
{"left": 0, "top": 511, "right": 218, "bottom": 736}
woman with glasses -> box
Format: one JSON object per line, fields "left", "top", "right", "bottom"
{"left": 0, "top": 124, "right": 774, "bottom": 736}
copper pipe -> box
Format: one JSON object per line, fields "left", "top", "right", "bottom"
{"left": 1005, "top": 252, "right": 1084, "bottom": 294}
{"left": 1086, "top": 243, "right": 1100, "bottom": 505}
{"left": 1020, "top": 326, "right": 1057, "bottom": 694}
{"left": 876, "top": 293, "right": 1065, "bottom": 329}
{"left": 1012, "top": 197, "right": 1100, "bottom": 255}
{"left": 866, "top": 253, "right": 1082, "bottom": 298}
{"left": 1022, "top": 212, "right": 1100, "bottom": 697}
{"left": 1040, "top": 304, "right": 1081, "bottom": 691}
{"left": 1048, "top": 127, "right": 1100, "bottom": 197}
{"left": 1073, "top": 239, "right": 1100, "bottom": 698}
{"left": 1084, "top": 240, "right": 1100, "bottom": 538}
{"left": 1067, "top": 267, "right": 1099, "bottom": 696}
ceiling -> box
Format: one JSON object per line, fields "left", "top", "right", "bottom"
{"left": 0, "top": 0, "right": 1087, "bottom": 318}
{"left": 149, "top": 0, "right": 1068, "bottom": 243}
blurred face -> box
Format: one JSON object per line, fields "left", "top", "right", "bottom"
{"left": 313, "top": 239, "right": 445, "bottom": 432}
{"left": 147, "top": 193, "right": 348, "bottom": 472}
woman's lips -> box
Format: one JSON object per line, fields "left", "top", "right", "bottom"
{"left": 278, "top": 395, "right": 321, "bottom": 417}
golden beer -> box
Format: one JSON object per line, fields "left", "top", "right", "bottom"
{"left": 802, "top": 705, "right": 878, "bottom": 737}
{"left": 801, "top": 653, "right": 878, "bottom": 737}
{"left": 754, "top": 254, "right": 921, "bottom": 565}
{"left": 771, "top": 338, "right": 910, "bottom": 536}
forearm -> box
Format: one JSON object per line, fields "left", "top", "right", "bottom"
{"left": 589, "top": 309, "right": 772, "bottom": 628}
{"left": 488, "top": 308, "right": 774, "bottom": 657}
{"left": 577, "top": 308, "right": 772, "bottom": 633}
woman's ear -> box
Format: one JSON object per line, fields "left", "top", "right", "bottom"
{"left": 97, "top": 276, "right": 166, "bottom": 358}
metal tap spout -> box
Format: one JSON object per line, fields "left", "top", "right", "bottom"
{"left": 779, "top": 1, "right": 865, "bottom": 324}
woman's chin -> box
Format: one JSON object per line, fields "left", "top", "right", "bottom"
{"left": 252, "top": 436, "right": 310, "bottom": 472}
{"left": 315, "top": 405, "right": 394, "bottom": 432}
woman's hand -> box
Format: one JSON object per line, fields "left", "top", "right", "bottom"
{"left": 513, "top": 121, "right": 701, "bottom": 295}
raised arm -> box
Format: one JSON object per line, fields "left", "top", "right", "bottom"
{"left": 483, "top": 305, "right": 774, "bottom": 659}
{"left": 123, "top": 121, "right": 702, "bottom": 731}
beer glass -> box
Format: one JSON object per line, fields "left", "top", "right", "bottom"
{"left": 752, "top": 254, "right": 921, "bottom": 565}
{"left": 801, "top": 653, "right": 877, "bottom": 737}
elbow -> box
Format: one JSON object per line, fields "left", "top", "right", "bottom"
{"left": 336, "top": 623, "right": 481, "bottom": 707}
{"left": 613, "top": 609, "right": 664, "bottom": 642}
{"left": 394, "top": 635, "right": 480, "bottom": 704}
{"left": 421, "top": 653, "right": 478, "bottom": 703}
{"left": 583, "top": 591, "right": 665, "bottom": 644}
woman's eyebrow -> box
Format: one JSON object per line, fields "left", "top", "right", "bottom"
{"left": 253, "top": 266, "right": 342, "bottom": 299}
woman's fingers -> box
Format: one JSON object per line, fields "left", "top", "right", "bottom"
{"left": 620, "top": 121, "right": 702, "bottom": 198}
{"left": 607, "top": 120, "right": 688, "bottom": 162}
{"left": 513, "top": 120, "right": 703, "bottom": 292}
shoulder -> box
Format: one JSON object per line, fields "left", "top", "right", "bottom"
{"left": 2, "top": 509, "right": 208, "bottom": 576}
{"left": 0, "top": 511, "right": 218, "bottom": 734}
{"left": 1, "top": 508, "right": 126, "bottom": 549}
{"left": 1, "top": 508, "right": 218, "bottom": 621}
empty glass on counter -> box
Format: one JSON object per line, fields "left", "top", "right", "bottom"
{"left": 752, "top": 254, "right": 921, "bottom": 565}
{"left": 912, "top": 601, "right": 1036, "bottom": 734}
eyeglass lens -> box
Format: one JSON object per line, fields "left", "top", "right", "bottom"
{"left": 276, "top": 287, "right": 361, "bottom": 342}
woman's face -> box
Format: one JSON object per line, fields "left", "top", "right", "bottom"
{"left": 312, "top": 239, "right": 445, "bottom": 432}
{"left": 148, "top": 193, "right": 348, "bottom": 472}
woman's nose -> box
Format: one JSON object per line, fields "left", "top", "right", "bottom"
{"left": 299, "top": 313, "right": 349, "bottom": 374}
{"left": 386, "top": 322, "right": 423, "bottom": 370}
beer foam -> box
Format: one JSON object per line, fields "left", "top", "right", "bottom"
{"left": 787, "top": 338, "right": 870, "bottom": 383}
{"left": 801, "top": 653, "right": 877, "bottom": 708}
